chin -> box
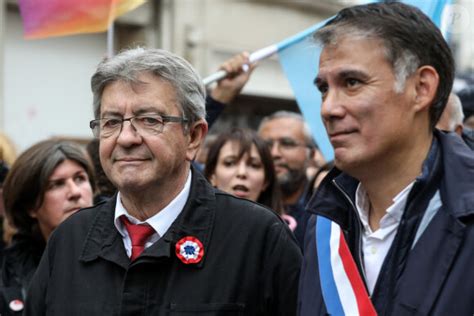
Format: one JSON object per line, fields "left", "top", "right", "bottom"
{"left": 116, "top": 179, "right": 149, "bottom": 192}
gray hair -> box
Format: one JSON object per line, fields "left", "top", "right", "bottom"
{"left": 258, "top": 111, "right": 315, "bottom": 147}
{"left": 444, "top": 93, "right": 465, "bottom": 131}
{"left": 314, "top": 2, "right": 454, "bottom": 129}
{"left": 91, "top": 48, "right": 206, "bottom": 126}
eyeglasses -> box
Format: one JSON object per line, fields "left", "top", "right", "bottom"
{"left": 89, "top": 115, "right": 188, "bottom": 139}
{"left": 264, "top": 137, "right": 309, "bottom": 151}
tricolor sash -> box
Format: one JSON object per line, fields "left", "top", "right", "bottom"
{"left": 316, "top": 215, "right": 377, "bottom": 316}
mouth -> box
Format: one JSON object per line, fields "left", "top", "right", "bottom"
{"left": 328, "top": 129, "right": 357, "bottom": 143}
{"left": 274, "top": 164, "right": 288, "bottom": 174}
{"left": 232, "top": 184, "right": 249, "bottom": 197}
{"left": 328, "top": 128, "right": 357, "bottom": 137}
{"left": 114, "top": 157, "right": 149, "bottom": 164}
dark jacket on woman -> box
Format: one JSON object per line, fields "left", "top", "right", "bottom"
{"left": 0, "top": 235, "right": 44, "bottom": 315}
{"left": 298, "top": 131, "right": 474, "bottom": 315}
{"left": 25, "top": 168, "right": 302, "bottom": 315}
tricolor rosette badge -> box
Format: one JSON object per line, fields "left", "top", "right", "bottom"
{"left": 175, "top": 236, "right": 204, "bottom": 264}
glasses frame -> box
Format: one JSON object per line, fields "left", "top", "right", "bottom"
{"left": 264, "top": 137, "right": 311, "bottom": 151}
{"left": 89, "top": 115, "right": 188, "bottom": 139}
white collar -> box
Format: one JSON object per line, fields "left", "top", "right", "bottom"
{"left": 355, "top": 180, "right": 415, "bottom": 235}
{"left": 114, "top": 171, "right": 192, "bottom": 237}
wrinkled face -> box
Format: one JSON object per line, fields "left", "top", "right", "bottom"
{"left": 31, "top": 159, "right": 93, "bottom": 240}
{"left": 258, "top": 117, "right": 309, "bottom": 191}
{"left": 210, "top": 141, "right": 267, "bottom": 202}
{"left": 99, "top": 73, "right": 202, "bottom": 194}
{"left": 316, "top": 37, "right": 416, "bottom": 176}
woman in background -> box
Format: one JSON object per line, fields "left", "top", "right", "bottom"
{"left": 204, "top": 128, "right": 294, "bottom": 226}
{"left": 0, "top": 139, "right": 95, "bottom": 315}
{"left": 0, "top": 132, "right": 17, "bottom": 249}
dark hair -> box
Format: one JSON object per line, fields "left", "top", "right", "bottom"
{"left": 204, "top": 128, "right": 284, "bottom": 214}
{"left": 3, "top": 139, "right": 96, "bottom": 240}
{"left": 314, "top": 2, "right": 454, "bottom": 129}
{"left": 86, "top": 139, "right": 116, "bottom": 200}
{"left": 458, "top": 86, "right": 474, "bottom": 120}
{"left": 0, "top": 161, "right": 8, "bottom": 185}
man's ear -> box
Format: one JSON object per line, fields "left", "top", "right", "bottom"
{"left": 455, "top": 124, "right": 464, "bottom": 136}
{"left": 186, "top": 119, "right": 209, "bottom": 162}
{"left": 413, "top": 65, "right": 439, "bottom": 113}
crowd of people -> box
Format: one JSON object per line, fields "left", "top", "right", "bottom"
{"left": 0, "top": 2, "right": 473, "bottom": 315}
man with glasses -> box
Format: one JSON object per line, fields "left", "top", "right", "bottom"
{"left": 258, "top": 111, "right": 316, "bottom": 247}
{"left": 25, "top": 48, "right": 301, "bottom": 315}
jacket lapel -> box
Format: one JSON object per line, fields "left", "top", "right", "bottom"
{"left": 78, "top": 196, "right": 130, "bottom": 269}
{"left": 393, "top": 209, "right": 465, "bottom": 314}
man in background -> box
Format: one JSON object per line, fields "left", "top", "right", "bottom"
{"left": 258, "top": 111, "right": 316, "bottom": 246}
{"left": 436, "top": 93, "right": 464, "bottom": 135}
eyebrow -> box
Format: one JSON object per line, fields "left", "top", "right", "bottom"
{"left": 101, "top": 106, "right": 168, "bottom": 118}
{"left": 339, "top": 69, "right": 370, "bottom": 81}
{"left": 49, "top": 170, "right": 86, "bottom": 182}
{"left": 134, "top": 106, "right": 168, "bottom": 116}
{"left": 314, "top": 69, "right": 369, "bottom": 86}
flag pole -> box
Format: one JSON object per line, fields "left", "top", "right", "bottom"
{"left": 107, "top": 22, "right": 115, "bottom": 57}
{"left": 201, "top": 23, "right": 321, "bottom": 86}
{"left": 202, "top": 44, "right": 278, "bottom": 86}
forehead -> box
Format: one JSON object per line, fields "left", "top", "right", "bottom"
{"left": 260, "top": 117, "right": 306, "bottom": 141}
{"left": 220, "top": 141, "right": 261, "bottom": 158}
{"left": 101, "top": 72, "right": 179, "bottom": 114}
{"left": 50, "top": 159, "right": 84, "bottom": 178}
{"left": 318, "top": 37, "right": 392, "bottom": 79}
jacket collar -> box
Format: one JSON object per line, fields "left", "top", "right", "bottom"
{"left": 306, "top": 131, "right": 474, "bottom": 227}
{"left": 79, "top": 166, "right": 216, "bottom": 269}
{"left": 435, "top": 130, "right": 474, "bottom": 219}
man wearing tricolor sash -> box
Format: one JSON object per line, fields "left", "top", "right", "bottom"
{"left": 298, "top": 3, "right": 474, "bottom": 316}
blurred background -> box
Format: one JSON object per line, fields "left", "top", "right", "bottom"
{"left": 0, "top": 0, "right": 473, "bottom": 152}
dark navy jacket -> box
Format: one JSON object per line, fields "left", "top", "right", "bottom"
{"left": 298, "top": 131, "right": 474, "bottom": 316}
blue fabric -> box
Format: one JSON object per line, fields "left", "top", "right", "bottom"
{"left": 315, "top": 216, "right": 344, "bottom": 316}
{"left": 278, "top": 33, "right": 334, "bottom": 161}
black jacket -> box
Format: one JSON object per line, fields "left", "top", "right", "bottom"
{"left": 298, "top": 131, "right": 474, "bottom": 315}
{"left": 25, "top": 169, "right": 302, "bottom": 315}
{"left": 0, "top": 235, "right": 43, "bottom": 315}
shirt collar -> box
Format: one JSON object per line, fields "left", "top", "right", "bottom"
{"left": 114, "top": 171, "right": 192, "bottom": 237}
{"left": 355, "top": 180, "right": 415, "bottom": 234}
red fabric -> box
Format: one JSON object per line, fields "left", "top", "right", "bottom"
{"left": 120, "top": 216, "right": 155, "bottom": 261}
{"left": 338, "top": 230, "right": 377, "bottom": 316}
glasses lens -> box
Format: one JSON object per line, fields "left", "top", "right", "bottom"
{"left": 279, "top": 138, "right": 298, "bottom": 149}
{"left": 132, "top": 116, "right": 164, "bottom": 136}
{"left": 101, "top": 118, "right": 123, "bottom": 138}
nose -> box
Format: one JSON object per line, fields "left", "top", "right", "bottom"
{"left": 321, "top": 88, "right": 346, "bottom": 122}
{"left": 66, "top": 179, "right": 82, "bottom": 201}
{"left": 236, "top": 161, "right": 248, "bottom": 178}
{"left": 116, "top": 120, "right": 142, "bottom": 147}
{"left": 269, "top": 141, "right": 282, "bottom": 159}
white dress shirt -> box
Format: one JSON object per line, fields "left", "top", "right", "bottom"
{"left": 355, "top": 181, "right": 415, "bottom": 294}
{"left": 114, "top": 171, "right": 192, "bottom": 258}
